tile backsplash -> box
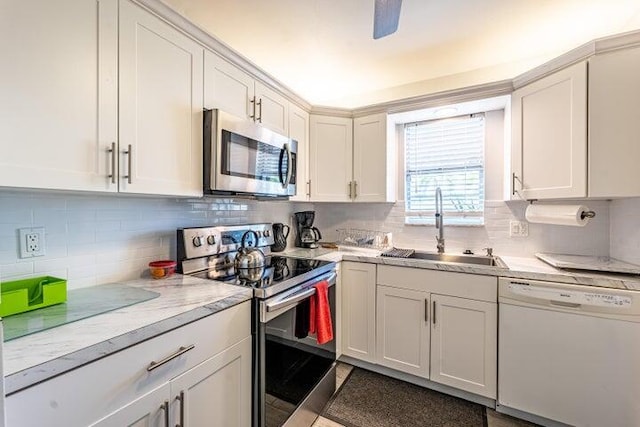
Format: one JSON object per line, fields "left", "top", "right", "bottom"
{"left": 313, "top": 199, "right": 612, "bottom": 258}
{"left": 2, "top": 188, "right": 639, "bottom": 289}
{"left": 0, "top": 190, "right": 307, "bottom": 289}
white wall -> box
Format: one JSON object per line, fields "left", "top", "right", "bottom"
{"left": 610, "top": 198, "right": 640, "bottom": 265}
{"left": 0, "top": 190, "right": 306, "bottom": 289}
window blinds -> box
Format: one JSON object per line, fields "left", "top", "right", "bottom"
{"left": 404, "top": 114, "right": 485, "bottom": 225}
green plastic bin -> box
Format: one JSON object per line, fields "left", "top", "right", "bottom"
{"left": 0, "top": 276, "right": 67, "bottom": 317}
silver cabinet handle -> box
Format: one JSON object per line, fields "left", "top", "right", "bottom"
{"left": 424, "top": 299, "right": 428, "bottom": 323}
{"left": 161, "top": 401, "right": 169, "bottom": 427}
{"left": 432, "top": 300, "right": 436, "bottom": 325}
{"left": 257, "top": 98, "right": 262, "bottom": 123}
{"left": 108, "top": 142, "right": 116, "bottom": 184}
{"left": 147, "top": 344, "right": 195, "bottom": 372}
{"left": 354, "top": 181, "right": 358, "bottom": 199}
{"left": 512, "top": 172, "right": 523, "bottom": 196}
{"left": 307, "top": 180, "right": 311, "bottom": 197}
{"left": 249, "top": 96, "right": 256, "bottom": 119}
{"left": 175, "top": 391, "right": 185, "bottom": 427}
{"left": 124, "top": 144, "right": 133, "bottom": 184}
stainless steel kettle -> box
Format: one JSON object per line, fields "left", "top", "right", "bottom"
{"left": 235, "top": 230, "right": 265, "bottom": 280}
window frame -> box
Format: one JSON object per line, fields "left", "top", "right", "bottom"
{"left": 402, "top": 113, "right": 486, "bottom": 227}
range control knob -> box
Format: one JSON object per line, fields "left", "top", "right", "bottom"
{"left": 207, "top": 235, "right": 216, "bottom": 245}
{"left": 263, "top": 229, "right": 270, "bottom": 237}
{"left": 255, "top": 231, "right": 262, "bottom": 238}
{"left": 192, "top": 236, "right": 203, "bottom": 247}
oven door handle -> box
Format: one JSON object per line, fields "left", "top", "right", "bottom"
{"left": 267, "top": 287, "right": 316, "bottom": 313}
{"left": 265, "top": 271, "right": 337, "bottom": 313}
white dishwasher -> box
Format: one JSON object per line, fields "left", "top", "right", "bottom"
{"left": 497, "top": 277, "right": 640, "bottom": 427}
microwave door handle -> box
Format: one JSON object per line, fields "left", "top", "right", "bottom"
{"left": 277, "top": 143, "right": 292, "bottom": 189}
{"left": 284, "top": 143, "right": 293, "bottom": 188}
{"left": 278, "top": 144, "right": 287, "bottom": 188}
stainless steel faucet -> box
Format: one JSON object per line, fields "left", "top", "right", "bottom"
{"left": 435, "top": 187, "right": 445, "bottom": 253}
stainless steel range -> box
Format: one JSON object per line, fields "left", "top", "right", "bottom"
{"left": 177, "top": 224, "right": 337, "bottom": 427}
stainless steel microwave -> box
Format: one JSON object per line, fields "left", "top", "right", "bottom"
{"left": 204, "top": 109, "right": 297, "bottom": 197}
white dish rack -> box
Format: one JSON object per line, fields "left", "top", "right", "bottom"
{"left": 335, "top": 228, "right": 392, "bottom": 250}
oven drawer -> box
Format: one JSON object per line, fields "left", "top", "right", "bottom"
{"left": 6, "top": 301, "right": 251, "bottom": 427}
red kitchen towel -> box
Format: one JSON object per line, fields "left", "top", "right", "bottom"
{"left": 309, "top": 280, "right": 334, "bottom": 344}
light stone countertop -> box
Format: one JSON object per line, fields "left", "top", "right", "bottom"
{"left": 284, "top": 247, "right": 640, "bottom": 291}
{"left": 3, "top": 275, "right": 252, "bottom": 395}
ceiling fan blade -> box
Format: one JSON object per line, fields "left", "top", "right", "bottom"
{"left": 373, "top": 0, "right": 402, "bottom": 39}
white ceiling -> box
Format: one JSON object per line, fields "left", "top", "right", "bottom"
{"left": 164, "top": 0, "right": 640, "bottom": 108}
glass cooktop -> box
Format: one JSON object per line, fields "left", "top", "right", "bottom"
{"left": 190, "top": 256, "right": 334, "bottom": 299}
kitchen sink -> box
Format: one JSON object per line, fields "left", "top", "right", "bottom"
{"left": 408, "top": 251, "right": 506, "bottom": 267}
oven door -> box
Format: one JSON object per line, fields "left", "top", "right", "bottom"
{"left": 205, "top": 109, "right": 297, "bottom": 197}
{"left": 255, "top": 271, "right": 337, "bottom": 427}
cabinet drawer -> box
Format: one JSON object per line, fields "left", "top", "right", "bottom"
{"left": 6, "top": 301, "right": 251, "bottom": 427}
{"left": 377, "top": 265, "right": 497, "bottom": 302}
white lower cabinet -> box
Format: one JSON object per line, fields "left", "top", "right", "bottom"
{"left": 376, "top": 286, "right": 429, "bottom": 378}
{"left": 91, "top": 384, "right": 171, "bottom": 427}
{"left": 341, "top": 262, "right": 376, "bottom": 363}
{"left": 93, "top": 337, "right": 252, "bottom": 427}
{"left": 430, "top": 294, "right": 497, "bottom": 398}
{"left": 6, "top": 301, "right": 251, "bottom": 427}
{"left": 374, "top": 265, "right": 498, "bottom": 399}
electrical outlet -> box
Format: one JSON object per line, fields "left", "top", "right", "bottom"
{"left": 509, "top": 220, "right": 529, "bottom": 237}
{"left": 19, "top": 227, "right": 46, "bottom": 258}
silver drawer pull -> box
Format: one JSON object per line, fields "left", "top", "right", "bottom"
{"left": 147, "top": 344, "right": 195, "bottom": 372}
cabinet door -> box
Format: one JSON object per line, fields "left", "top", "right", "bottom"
{"left": 341, "top": 262, "right": 376, "bottom": 362}
{"left": 255, "top": 81, "right": 289, "bottom": 135}
{"left": 289, "top": 103, "right": 310, "bottom": 201}
{"left": 169, "top": 337, "right": 252, "bottom": 427}
{"left": 589, "top": 46, "right": 640, "bottom": 198}
{"left": 119, "top": 0, "right": 203, "bottom": 197}
{"left": 376, "top": 286, "right": 429, "bottom": 378}
{"left": 309, "top": 115, "right": 353, "bottom": 202}
{"left": 353, "top": 113, "right": 393, "bottom": 202}
{"left": 0, "top": 0, "right": 117, "bottom": 192}
{"left": 204, "top": 51, "right": 254, "bottom": 121}
{"left": 511, "top": 61, "right": 587, "bottom": 199}
{"left": 430, "top": 294, "right": 497, "bottom": 398}
{"left": 90, "top": 384, "right": 170, "bottom": 427}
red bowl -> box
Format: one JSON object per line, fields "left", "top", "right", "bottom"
{"left": 149, "top": 260, "right": 176, "bottom": 279}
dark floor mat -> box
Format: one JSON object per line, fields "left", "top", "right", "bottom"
{"left": 323, "top": 367, "right": 486, "bottom": 427}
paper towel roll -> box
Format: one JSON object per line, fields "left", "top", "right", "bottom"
{"left": 525, "top": 204, "right": 593, "bottom": 227}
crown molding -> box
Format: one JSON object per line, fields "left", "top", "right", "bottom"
{"left": 137, "top": 0, "right": 312, "bottom": 111}
{"left": 134, "top": 1, "right": 640, "bottom": 116}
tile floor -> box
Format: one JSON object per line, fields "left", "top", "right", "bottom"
{"left": 313, "top": 363, "right": 538, "bottom": 427}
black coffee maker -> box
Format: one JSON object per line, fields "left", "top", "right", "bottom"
{"left": 294, "top": 211, "right": 322, "bottom": 249}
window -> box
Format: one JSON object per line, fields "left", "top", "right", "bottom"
{"left": 404, "top": 114, "right": 485, "bottom": 225}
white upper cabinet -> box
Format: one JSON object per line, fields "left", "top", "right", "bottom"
{"left": 589, "top": 46, "right": 640, "bottom": 198}
{"left": 254, "top": 81, "right": 289, "bottom": 135}
{"left": 0, "top": 0, "right": 203, "bottom": 197}
{"left": 511, "top": 61, "right": 587, "bottom": 200}
{"left": 353, "top": 113, "right": 394, "bottom": 202}
{"left": 119, "top": 0, "right": 203, "bottom": 197}
{"left": 289, "top": 103, "right": 310, "bottom": 201}
{"left": 309, "top": 115, "right": 354, "bottom": 202}
{"left": 204, "top": 52, "right": 289, "bottom": 135}
{"left": 310, "top": 113, "right": 394, "bottom": 202}
{"left": 0, "top": 0, "right": 118, "bottom": 192}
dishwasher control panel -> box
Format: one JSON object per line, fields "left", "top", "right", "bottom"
{"left": 506, "top": 281, "right": 633, "bottom": 308}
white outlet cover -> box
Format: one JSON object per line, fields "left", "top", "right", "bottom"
{"left": 18, "top": 227, "right": 46, "bottom": 258}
